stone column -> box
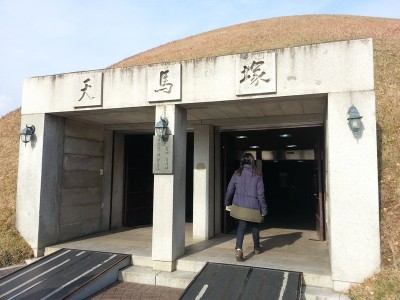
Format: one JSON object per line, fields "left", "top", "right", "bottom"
{"left": 193, "top": 125, "right": 215, "bottom": 239}
{"left": 152, "top": 104, "right": 187, "bottom": 271}
{"left": 111, "top": 133, "right": 124, "bottom": 228}
{"left": 16, "top": 113, "right": 64, "bottom": 257}
{"left": 326, "top": 91, "right": 380, "bottom": 291}
{"left": 101, "top": 129, "right": 113, "bottom": 231}
{"left": 214, "top": 131, "right": 222, "bottom": 235}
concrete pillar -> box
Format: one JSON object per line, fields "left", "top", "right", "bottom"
{"left": 214, "top": 131, "right": 221, "bottom": 235}
{"left": 16, "top": 113, "right": 64, "bottom": 256}
{"left": 326, "top": 91, "right": 380, "bottom": 291}
{"left": 101, "top": 129, "right": 113, "bottom": 230}
{"left": 193, "top": 125, "right": 215, "bottom": 239}
{"left": 111, "top": 133, "right": 124, "bottom": 228}
{"left": 152, "top": 104, "right": 187, "bottom": 271}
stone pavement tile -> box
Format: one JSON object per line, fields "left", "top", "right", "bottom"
{"left": 161, "top": 289, "right": 184, "bottom": 300}
{"left": 102, "top": 295, "right": 123, "bottom": 299}
{"left": 140, "top": 293, "right": 160, "bottom": 299}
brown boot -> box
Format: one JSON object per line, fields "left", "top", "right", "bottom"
{"left": 236, "top": 249, "right": 244, "bottom": 262}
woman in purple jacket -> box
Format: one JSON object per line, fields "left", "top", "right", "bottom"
{"left": 224, "top": 152, "right": 268, "bottom": 262}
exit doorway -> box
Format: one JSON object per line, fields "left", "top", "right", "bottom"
{"left": 221, "top": 126, "right": 325, "bottom": 240}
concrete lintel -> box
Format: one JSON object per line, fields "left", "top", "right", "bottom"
{"left": 104, "top": 122, "right": 154, "bottom": 131}
{"left": 22, "top": 39, "right": 373, "bottom": 115}
{"left": 200, "top": 113, "right": 324, "bottom": 130}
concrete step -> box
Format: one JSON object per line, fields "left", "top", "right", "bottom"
{"left": 303, "top": 273, "right": 333, "bottom": 289}
{"left": 130, "top": 255, "right": 153, "bottom": 268}
{"left": 176, "top": 259, "right": 206, "bottom": 272}
{"left": 44, "top": 246, "right": 60, "bottom": 256}
{"left": 302, "top": 286, "right": 350, "bottom": 300}
{"left": 118, "top": 265, "right": 197, "bottom": 289}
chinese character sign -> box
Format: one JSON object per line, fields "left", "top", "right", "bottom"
{"left": 236, "top": 52, "right": 276, "bottom": 96}
{"left": 78, "top": 79, "right": 94, "bottom": 101}
{"left": 154, "top": 70, "right": 173, "bottom": 93}
{"left": 153, "top": 136, "right": 173, "bottom": 174}
{"left": 148, "top": 63, "right": 181, "bottom": 102}
{"left": 240, "top": 61, "right": 271, "bottom": 86}
{"left": 74, "top": 73, "right": 103, "bottom": 108}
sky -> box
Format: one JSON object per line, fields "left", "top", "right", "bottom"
{"left": 0, "top": 0, "right": 399, "bottom": 117}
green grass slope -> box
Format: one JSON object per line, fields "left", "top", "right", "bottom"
{"left": 0, "top": 108, "right": 32, "bottom": 267}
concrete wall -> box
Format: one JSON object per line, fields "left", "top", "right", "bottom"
{"left": 326, "top": 91, "right": 380, "bottom": 291}
{"left": 16, "top": 114, "right": 64, "bottom": 256}
{"left": 21, "top": 39, "right": 374, "bottom": 115}
{"left": 59, "top": 119, "right": 105, "bottom": 241}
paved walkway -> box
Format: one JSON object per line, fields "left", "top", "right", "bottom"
{"left": 88, "top": 281, "right": 183, "bottom": 300}
{"left": 47, "top": 217, "right": 331, "bottom": 277}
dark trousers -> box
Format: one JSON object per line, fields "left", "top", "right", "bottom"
{"left": 235, "top": 220, "right": 260, "bottom": 250}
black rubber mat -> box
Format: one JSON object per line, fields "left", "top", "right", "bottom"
{"left": 180, "top": 263, "right": 302, "bottom": 300}
{"left": 0, "top": 248, "right": 130, "bottom": 300}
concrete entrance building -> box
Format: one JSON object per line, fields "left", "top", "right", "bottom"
{"left": 16, "top": 38, "right": 380, "bottom": 291}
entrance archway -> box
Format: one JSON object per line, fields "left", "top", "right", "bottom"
{"left": 221, "top": 126, "right": 325, "bottom": 240}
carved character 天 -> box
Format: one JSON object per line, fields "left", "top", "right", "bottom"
{"left": 78, "top": 78, "right": 95, "bottom": 101}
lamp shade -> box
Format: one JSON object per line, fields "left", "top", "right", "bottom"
{"left": 347, "top": 105, "right": 363, "bottom": 135}
{"left": 20, "top": 125, "right": 35, "bottom": 143}
{"left": 155, "top": 117, "right": 168, "bottom": 139}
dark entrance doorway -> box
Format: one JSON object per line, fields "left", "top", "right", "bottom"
{"left": 124, "top": 134, "right": 154, "bottom": 227}
{"left": 123, "top": 133, "right": 194, "bottom": 227}
{"left": 221, "top": 127, "right": 325, "bottom": 240}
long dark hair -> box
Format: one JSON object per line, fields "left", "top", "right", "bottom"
{"left": 235, "top": 152, "right": 259, "bottom": 176}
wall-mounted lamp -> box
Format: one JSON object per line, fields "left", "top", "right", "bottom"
{"left": 347, "top": 105, "right": 363, "bottom": 137}
{"left": 155, "top": 117, "right": 169, "bottom": 141}
{"left": 20, "top": 125, "right": 35, "bottom": 144}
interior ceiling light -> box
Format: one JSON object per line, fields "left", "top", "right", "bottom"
{"left": 279, "top": 133, "right": 292, "bottom": 138}
{"left": 249, "top": 145, "right": 260, "bottom": 149}
{"left": 286, "top": 144, "right": 297, "bottom": 148}
{"left": 235, "top": 135, "right": 248, "bottom": 139}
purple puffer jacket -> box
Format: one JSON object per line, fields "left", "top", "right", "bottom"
{"left": 224, "top": 164, "right": 268, "bottom": 216}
